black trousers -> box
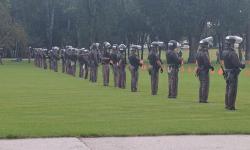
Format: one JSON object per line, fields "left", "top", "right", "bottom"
{"left": 225, "top": 73, "right": 239, "bottom": 109}
{"left": 168, "top": 67, "right": 179, "bottom": 98}
{"left": 150, "top": 68, "right": 159, "bottom": 95}
{"left": 198, "top": 70, "right": 209, "bottom": 103}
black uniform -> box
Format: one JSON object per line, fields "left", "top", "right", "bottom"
{"left": 78, "top": 51, "right": 85, "bottom": 78}
{"left": 65, "top": 49, "right": 71, "bottom": 75}
{"left": 110, "top": 52, "right": 119, "bottom": 87}
{"left": 48, "top": 50, "right": 53, "bottom": 70}
{"left": 70, "top": 50, "right": 78, "bottom": 76}
{"left": 61, "top": 50, "right": 66, "bottom": 73}
{"left": 82, "top": 51, "right": 90, "bottom": 79}
{"left": 28, "top": 47, "right": 32, "bottom": 63}
{"left": 118, "top": 52, "right": 126, "bottom": 89}
{"left": 52, "top": 49, "right": 60, "bottom": 72}
{"left": 223, "top": 44, "right": 245, "bottom": 110}
{"left": 166, "top": 49, "right": 182, "bottom": 99}
{"left": 38, "top": 49, "right": 43, "bottom": 68}
{"left": 34, "top": 49, "right": 38, "bottom": 67}
{"left": 129, "top": 52, "right": 142, "bottom": 92}
{"left": 148, "top": 50, "right": 163, "bottom": 95}
{"left": 89, "top": 49, "right": 99, "bottom": 82}
{"left": 42, "top": 50, "right": 48, "bottom": 69}
{"left": 196, "top": 47, "right": 213, "bottom": 103}
{"left": 102, "top": 52, "right": 111, "bottom": 86}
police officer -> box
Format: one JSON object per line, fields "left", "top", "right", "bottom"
{"left": 118, "top": 44, "right": 127, "bottom": 89}
{"left": 101, "top": 42, "right": 111, "bottom": 86}
{"left": 78, "top": 48, "right": 85, "bottom": 78}
{"left": 89, "top": 43, "right": 100, "bottom": 82}
{"left": 148, "top": 42, "right": 164, "bottom": 95}
{"left": 129, "top": 45, "right": 143, "bottom": 92}
{"left": 67, "top": 47, "right": 74, "bottom": 75}
{"left": 223, "top": 36, "right": 245, "bottom": 110}
{"left": 110, "top": 44, "right": 119, "bottom": 87}
{"left": 82, "top": 49, "right": 90, "bottom": 79}
{"left": 61, "top": 49, "right": 66, "bottom": 73}
{"left": 34, "top": 48, "right": 38, "bottom": 67}
{"left": 65, "top": 46, "right": 72, "bottom": 75}
{"left": 196, "top": 37, "right": 214, "bottom": 103}
{"left": 35, "top": 48, "right": 42, "bottom": 68}
{"left": 78, "top": 48, "right": 89, "bottom": 79}
{"left": 71, "top": 48, "right": 78, "bottom": 76}
{"left": 48, "top": 49, "right": 53, "bottom": 70}
{"left": 166, "top": 40, "right": 183, "bottom": 99}
{"left": 33, "top": 48, "right": 37, "bottom": 66}
{"left": 38, "top": 48, "right": 43, "bottom": 68}
{"left": 42, "top": 49, "right": 48, "bottom": 69}
{"left": 28, "top": 46, "right": 32, "bottom": 63}
{"left": 52, "top": 46, "right": 60, "bottom": 72}
{"left": 0, "top": 48, "right": 3, "bottom": 65}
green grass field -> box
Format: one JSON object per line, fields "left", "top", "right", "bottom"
{"left": 0, "top": 57, "right": 250, "bottom": 139}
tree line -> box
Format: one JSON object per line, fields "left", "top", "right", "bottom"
{"left": 0, "top": 0, "right": 250, "bottom": 62}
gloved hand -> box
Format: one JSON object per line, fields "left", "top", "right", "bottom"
{"left": 210, "top": 66, "right": 215, "bottom": 71}
{"left": 178, "top": 51, "right": 183, "bottom": 58}
{"left": 160, "top": 68, "right": 164, "bottom": 73}
{"left": 148, "top": 69, "right": 152, "bottom": 75}
{"left": 241, "top": 64, "right": 246, "bottom": 69}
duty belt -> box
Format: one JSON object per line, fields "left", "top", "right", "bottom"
{"left": 168, "top": 64, "right": 178, "bottom": 68}
{"left": 224, "top": 69, "right": 234, "bottom": 72}
{"left": 224, "top": 68, "right": 241, "bottom": 76}
{"left": 198, "top": 66, "right": 209, "bottom": 71}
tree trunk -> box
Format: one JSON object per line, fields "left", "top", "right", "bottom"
{"left": 87, "top": 0, "right": 96, "bottom": 44}
{"left": 188, "top": 36, "right": 199, "bottom": 63}
{"left": 46, "top": 0, "right": 55, "bottom": 48}
{"left": 218, "top": 33, "right": 225, "bottom": 60}
{"left": 49, "top": 7, "right": 55, "bottom": 47}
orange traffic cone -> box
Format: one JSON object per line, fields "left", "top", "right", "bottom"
{"left": 218, "top": 68, "right": 223, "bottom": 76}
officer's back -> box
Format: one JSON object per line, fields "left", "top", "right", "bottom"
{"left": 148, "top": 51, "right": 160, "bottom": 69}
{"left": 223, "top": 48, "right": 243, "bottom": 70}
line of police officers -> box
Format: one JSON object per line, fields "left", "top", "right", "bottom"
{"left": 32, "top": 35, "right": 245, "bottom": 111}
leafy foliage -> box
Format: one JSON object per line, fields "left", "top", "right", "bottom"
{"left": 0, "top": 0, "right": 250, "bottom": 61}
